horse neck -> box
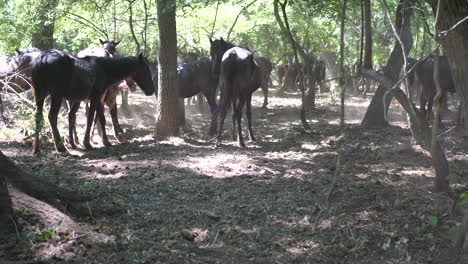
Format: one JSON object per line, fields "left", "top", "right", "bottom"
{"left": 97, "top": 56, "right": 139, "bottom": 84}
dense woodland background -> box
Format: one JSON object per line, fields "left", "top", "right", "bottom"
{"left": 1, "top": 0, "right": 468, "bottom": 263}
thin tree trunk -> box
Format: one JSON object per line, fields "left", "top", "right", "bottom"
{"left": 273, "top": 0, "right": 310, "bottom": 130}
{"left": 363, "top": 0, "right": 372, "bottom": 69}
{"left": 339, "top": 0, "right": 348, "bottom": 126}
{"left": 226, "top": 0, "right": 257, "bottom": 41}
{"left": 431, "top": 1, "right": 449, "bottom": 193}
{"left": 128, "top": 0, "right": 141, "bottom": 54}
{"left": 154, "top": 0, "right": 179, "bottom": 139}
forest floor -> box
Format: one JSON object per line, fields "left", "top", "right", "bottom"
{"left": 1, "top": 87, "right": 468, "bottom": 263}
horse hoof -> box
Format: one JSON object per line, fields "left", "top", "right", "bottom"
{"left": 239, "top": 142, "right": 246, "bottom": 148}
{"left": 84, "top": 142, "right": 93, "bottom": 150}
{"left": 103, "top": 141, "right": 112, "bottom": 147}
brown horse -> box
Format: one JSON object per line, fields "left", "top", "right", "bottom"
{"left": 1, "top": 48, "right": 41, "bottom": 123}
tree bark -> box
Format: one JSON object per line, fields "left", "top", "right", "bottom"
{"left": 361, "top": 0, "right": 413, "bottom": 127}
{"left": 363, "top": 0, "right": 372, "bottom": 69}
{"left": 425, "top": 0, "right": 468, "bottom": 136}
{"left": 31, "top": 0, "right": 59, "bottom": 50}
{"left": 154, "top": 0, "right": 179, "bottom": 139}
{"left": 339, "top": 0, "right": 348, "bottom": 126}
{"left": 0, "top": 169, "right": 13, "bottom": 235}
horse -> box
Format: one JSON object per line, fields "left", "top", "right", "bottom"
{"left": 253, "top": 57, "right": 273, "bottom": 108}
{"left": 175, "top": 58, "right": 219, "bottom": 133}
{"left": 31, "top": 50, "right": 155, "bottom": 154}
{"left": 209, "top": 37, "right": 261, "bottom": 148}
{"left": 414, "top": 55, "right": 456, "bottom": 122}
{"left": 1, "top": 48, "right": 41, "bottom": 124}
{"left": 76, "top": 41, "right": 136, "bottom": 142}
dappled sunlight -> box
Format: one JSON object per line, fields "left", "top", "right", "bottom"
{"left": 276, "top": 237, "right": 320, "bottom": 256}
{"left": 174, "top": 152, "right": 264, "bottom": 178}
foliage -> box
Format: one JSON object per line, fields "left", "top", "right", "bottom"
{"left": 0, "top": 0, "right": 438, "bottom": 70}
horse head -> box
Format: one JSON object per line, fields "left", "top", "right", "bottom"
{"left": 209, "top": 37, "right": 233, "bottom": 75}
{"left": 133, "top": 53, "right": 155, "bottom": 96}
{"left": 99, "top": 39, "right": 120, "bottom": 56}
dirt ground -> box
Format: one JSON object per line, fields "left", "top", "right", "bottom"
{"left": 1, "top": 87, "right": 468, "bottom": 263}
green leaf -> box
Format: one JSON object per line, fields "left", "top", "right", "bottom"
{"left": 82, "top": 181, "right": 93, "bottom": 193}
{"left": 41, "top": 229, "right": 53, "bottom": 241}
{"left": 427, "top": 216, "right": 438, "bottom": 228}
{"left": 112, "top": 196, "right": 118, "bottom": 202}
{"left": 460, "top": 193, "right": 468, "bottom": 200}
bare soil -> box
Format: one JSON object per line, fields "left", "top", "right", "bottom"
{"left": 1, "top": 87, "right": 468, "bottom": 263}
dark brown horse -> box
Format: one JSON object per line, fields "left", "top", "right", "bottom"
{"left": 31, "top": 50, "right": 155, "bottom": 154}
{"left": 1, "top": 48, "right": 41, "bottom": 123}
{"left": 209, "top": 38, "right": 261, "bottom": 148}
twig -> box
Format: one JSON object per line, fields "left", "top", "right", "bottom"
{"left": 9, "top": 215, "right": 20, "bottom": 240}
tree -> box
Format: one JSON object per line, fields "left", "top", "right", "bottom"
{"left": 31, "top": 0, "right": 59, "bottom": 50}
{"left": 361, "top": 0, "right": 413, "bottom": 127}
{"left": 425, "top": 0, "right": 468, "bottom": 136}
{"left": 154, "top": 0, "right": 179, "bottom": 139}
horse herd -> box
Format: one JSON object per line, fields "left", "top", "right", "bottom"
{"left": 0, "top": 38, "right": 457, "bottom": 154}
{"left": 0, "top": 38, "right": 275, "bottom": 154}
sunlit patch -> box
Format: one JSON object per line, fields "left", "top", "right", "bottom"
{"left": 276, "top": 238, "right": 320, "bottom": 255}
{"left": 275, "top": 216, "right": 313, "bottom": 229}
{"left": 356, "top": 210, "right": 373, "bottom": 221}
{"left": 317, "top": 219, "right": 333, "bottom": 230}
{"left": 355, "top": 173, "right": 369, "bottom": 179}
{"left": 400, "top": 168, "right": 433, "bottom": 178}
{"left": 175, "top": 152, "right": 264, "bottom": 178}
{"left": 301, "top": 143, "right": 319, "bottom": 151}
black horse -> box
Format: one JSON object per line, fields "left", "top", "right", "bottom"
{"left": 176, "top": 58, "right": 219, "bottom": 133}
{"left": 31, "top": 50, "right": 155, "bottom": 154}
{"left": 77, "top": 41, "right": 136, "bottom": 142}
{"left": 209, "top": 38, "right": 261, "bottom": 148}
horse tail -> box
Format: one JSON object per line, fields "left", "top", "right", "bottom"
{"left": 31, "top": 54, "right": 48, "bottom": 102}
{"left": 246, "top": 54, "right": 256, "bottom": 81}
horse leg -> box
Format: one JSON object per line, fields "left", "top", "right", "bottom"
{"left": 420, "top": 94, "right": 427, "bottom": 122}
{"left": 83, "top": 101, "right": 97, "bottom": 150}
{"left": 231, "top": 98, "right": 238, "bottom": 141}
{"left": 33, "top": 97, "right": 45, "bottom": 154}
{"left": 48, "top": 96, "right": 67, "bottom": 153}
{"left": 262, "top": 82, "right": 268, "bottom": 109}
{"left": 427, "top": 97, "right": 434, "bottom": 123}
{"left": 96, "top": 102, "right": 111, "bottom": 147}
{"left": 246, "top": 94, "right": 256, "bottom": 142}
{"left": 215, "top": 83, "right": 231, "bottom": 148}
{"left": 236, "top": 96, "right": 246, "bottom": 148}
{"left": 68, "top": 102, "right": 81, "bottom": 149}
{"left": 205, "top": 92, "right": 217, "bottom": 136}
{"left": 109, "top": 102, "right": 124, "bottom": 142}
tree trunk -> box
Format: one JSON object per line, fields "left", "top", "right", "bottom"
{"left": 0, "top": 169, "right": 13, "bottom": 236}
{"left": 426, "top": 0, "right": 468, "bottom": 136}
{"left": 363, "top": 0, "right": 372, "bottom": 69}
{"left": 31, "top": 0, "right": 59, "bottom": 50}
{"left": 154, "top": 0, "right": 179, "bottom": 139}
{"left": 361, "top": 0, "right": 413, "bottom": 127}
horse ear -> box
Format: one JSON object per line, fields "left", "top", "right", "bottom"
{"left": 138, "top": 53, "right": 144, "bottom": 62}
{"left": 220, "top": 37, "right": 224, "bottom": 43}
{"left": 15, "top": 49, "right": 21, "bottom": 55}
{"left": 99, "top": 39, "right": 105, "bottom": 45}
{"left": 115, "top": 41, "right": 120, "bottom": 46}
{"left": 209, "top": 38, "right": 213, "bottom": 44}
